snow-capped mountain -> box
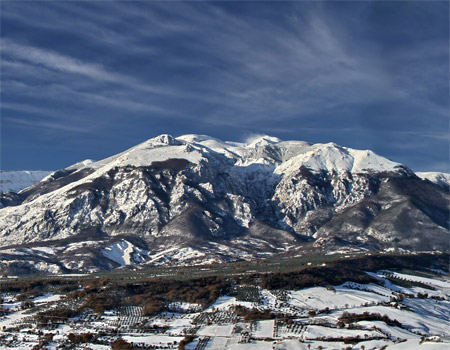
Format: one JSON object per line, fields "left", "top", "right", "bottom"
{"left": 416, "top": 172, "right": 450, "bottom": 189}
{"left": 0, "top": 170, "right": 52, "bottom": 193}
{"left": 0, "top": 134, "right": 448, "bottom": 274}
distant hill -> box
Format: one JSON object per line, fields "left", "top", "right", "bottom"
{"left": 0, "top": 170, "right": 52, "bottom": 193}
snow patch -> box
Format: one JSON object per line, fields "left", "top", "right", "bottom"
{"left": 101, "top": 240, "right": 148, "bottom": 266}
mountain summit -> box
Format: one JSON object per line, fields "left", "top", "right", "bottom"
{"left": 0, "top": 134, "right": 448, "bottom": 274}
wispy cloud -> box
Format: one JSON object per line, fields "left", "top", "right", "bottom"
{"left": 3, "top": 2, "right": 445, "bottom": 126}
{"left": 1, "top": 102, "right": 65, "bottom": 119}
{"left": 3, "top": 116, "right": 92, "bottom": 133}
{"left": 1, "top": 40, "right": 178, "bottom": 97}
{"left": 1, "top": 39, "right": 191, "bottom": 128}
{"left": 2, "top": 40, "right": 118, "bottom": 82}
{"left": 1, "top": 1, "right": 448, "bottom": 171}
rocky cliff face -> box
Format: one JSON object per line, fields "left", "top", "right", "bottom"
{"left": 0, "top": 134, "right": 448, "bottom": 274}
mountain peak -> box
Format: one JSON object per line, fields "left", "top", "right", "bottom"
{"left": 147, "top": 134, "right": 181, "bottom": 146}
{"left": 246, "top": 135, "right": 281, "bottom": 148}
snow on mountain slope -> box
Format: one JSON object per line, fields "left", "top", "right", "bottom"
{"left": 0, "top": 133, "right": 448, "bottom": 274}
{"left": 417, "top": 172, "right": 450, "bottom": 188}
{"left": 102, "top": 240, "right": 149, "bottom": 266}
{"left": 88, "top": 134, "right": 204, "bottom": 171}
{"left": 275, "top": 143, "right": 403, "bottom": 176}
{"left": 64, "top": 159, "right": 95, "bottom": 171}
{"left": 0, "top": 170, "right": 52, "bottom": 193}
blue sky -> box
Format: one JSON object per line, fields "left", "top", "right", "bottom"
{"left": 1, "top": 1, "right": 448, "bottom": 172}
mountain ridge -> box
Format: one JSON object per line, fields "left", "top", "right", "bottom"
{"left": 0, "top": 170, "right": 52, "bottom": 193}
{"left": 0, "top": 134, "right": 448, "bottom": 274}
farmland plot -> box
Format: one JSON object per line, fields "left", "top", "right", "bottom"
{"left": 0, "top": 269, "right": 449, "bottom": 349}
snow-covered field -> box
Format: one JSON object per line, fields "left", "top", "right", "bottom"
{"left": 0, "top": 270, "right": 449, "bottom": 349}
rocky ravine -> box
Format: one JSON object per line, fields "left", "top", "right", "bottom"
{"left": 0, "top": 134, "right": 448, "bottom": 274}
